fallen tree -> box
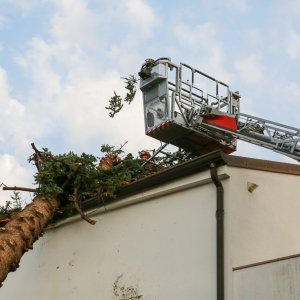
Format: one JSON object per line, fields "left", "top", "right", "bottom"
{"left": 0, "top": 143, "right": 163, "bottom": 287}
{"left": 0, "top": 196, "right": 56, "bottom": 286}
{"left": 0, "top": 75, "right": 191, "bottom": 287}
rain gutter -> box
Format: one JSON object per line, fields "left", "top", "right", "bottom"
{"left": 210, "top": 162, "right": 224, "bottom": 300}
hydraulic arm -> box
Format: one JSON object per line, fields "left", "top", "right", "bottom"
{"left": 139, "top": 58, "right": 300, "bottom": 162}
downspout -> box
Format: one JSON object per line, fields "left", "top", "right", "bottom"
{"left": 210, "top": 163, "right": 224, "bottom": 300}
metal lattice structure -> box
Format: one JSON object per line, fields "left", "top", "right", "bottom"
{"left": 139, "top": 58, "right": 300, "bottom": 162}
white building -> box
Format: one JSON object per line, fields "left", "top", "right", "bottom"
{"left": 2, "top": 151, "right": 300, "bottom": 299}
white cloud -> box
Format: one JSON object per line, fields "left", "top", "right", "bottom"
{"left": 50, "top": 0, "right": 100, "bottom": 49}
{"left": 54, "top": 73, "right": 124, "bottom": 146}
{"left": 125, "top": 0, "right": 156, "bottom": 37}
{"left": 100, "top": 0, "right": 157, "bottom": 38}
{"left": 0, "top": 154, "right": 33, "bottom": 206}
{"left": 285, "top": 82, "right": 300, "bottom": 98}
{"left": 16, "top": 38, "right": 61, "bottom": 96}
{"left": 0, "top": 0, "right": 299, "bottom": 200}
{"left": 234, "top": 140, "right": 293, "bottom": 163}
{"left": 226, "top": 0, "right": 249, "bottom": 12}
{"left": 0, "top": 67, "right": 10, "bottom": 97}
{"left": 234, "top": 55, "right": 263, "bottom": 84}
{"left": 0, "top": 0, "right": 40, "bottom": 13}
{"left": 10, "top": 0, "right": 159, "bottom": 156}
{"left": 286, "top": 30, "right": 300, "bottom": 60}
{"left": 281, "top": 82, "right": 300, "bottom": 124}
{"left": 15, "top": 35, "right": 113, "bottom": 148}
{"left": 0, "top": 15, "right": 7, "bottom": 29}
{"left": 14, "top": 51, "right": 142, "bottom": 156}
{"left": 275, "top": 0, "right": 300, "bottom": 17}
{"left": 202, "top": 0, "right": 249, "bottom": 13}
{"left": 243, "top": 28, "right": 263, "bottom": 49}
{"left": 0, "top": 155, "right": 30, "bottom": 186}
{"left": 173, "top": 22, "right": 231, "bottom": 81}
{"left": 0, "top": 67, "right": 29, "bottom": 152}
{"left": 106, "top": 0, "right": 157, "bottom": 71}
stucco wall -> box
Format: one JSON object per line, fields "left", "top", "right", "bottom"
{"left": 1, "top": 169, "right": 225, "bottom": 300}
{"left": 223, "top": 165, "right": 300, "bottom": 299}
{"left": 224, "top": 166, "right": 300, "bottom": 268}
{"left": 233, "top": 256, "right": 300, "bottom": 299}
{"left": 2, "top": 163, "right": 300, "bottom": 299}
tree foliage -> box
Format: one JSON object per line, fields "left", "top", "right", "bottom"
{"left": 0, "top": 66, "right": 193, "bottom": 287}
{"left": 1, "top": 69, "right": 192, "bottom": 223}
{"left": 26, "top": 144, "right": 162, "bottom": 222}
{"left": 0, "top": 192, "right": 23, "bottom": 224}
{"left": 106, "top": 92, "right": 123, "bottom": 118}
{"left": 106, "top": 75, "right": 138, "bottom": 118}
{"left": 123, "top": 75, "right": 138, "bottom": 104}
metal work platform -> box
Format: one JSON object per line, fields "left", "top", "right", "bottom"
{"left": 139, "top": 58, "right": 239, "bottom": 156}
{"left": 139, "top": 58, "right": 300, "bottom": 162}
{"left": 146, "top": 119, "right": 236, "bottom": 156}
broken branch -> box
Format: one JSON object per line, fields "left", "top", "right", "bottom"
{"left": 31, "top": 143, "right": 43, "bottom": 171}
{"left": 70, "top": 188, "right": 97, "bottom": 225}
{"left": 2, "top": 186, "right": 37, "bottom": 193}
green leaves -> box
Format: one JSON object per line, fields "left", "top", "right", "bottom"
{"left": 106, "top": 75, "right": 138, "bottom": 118}
{"left": 31, "top": 146, "right": 161, "bottom": 218}
{"left": 0, "top": 192, "right": 23, "bottom": 223}
{"left": 27, "top": 142, "right": 189, "bottom": 222}
{"left": 33, "top": 150, "right": 98, "bottom": 201}
{"left": 106, "top": 92, "right": 123, "bottom": 118}
{"left": 123, "top": 75, "right": 138, "bottom": 104}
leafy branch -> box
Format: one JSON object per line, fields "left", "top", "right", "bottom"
{"left": 1, "top": 143, "right": 192, "bottom": 227}
{"left": 106, "top": 75, "right": 138, "bottom": 118}
{"left": 27, "top": 144, "right": 162, "bottom": 223}
{"left": 106, "top": 92, "right": 123, "bottom": 118}
{"left": 123, "top": 75, "right": 138, "bottom": 104}
{"left": 0, "top": 191, "right": 23, "bottom": 224}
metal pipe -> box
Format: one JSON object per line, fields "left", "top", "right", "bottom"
{"left": 141, "top": 143, "right": 168, "bottom": 167}
{"left": 210, "top": 163, "right": 224, "bottom": 300}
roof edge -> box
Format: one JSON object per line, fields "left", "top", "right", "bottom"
{"left": 81, "top": 151, "right": 300, "bottom": 212}
{"left": 222, "top": 153, "right": 300, "bottom": 176}
{"left": 119, "top": 150, "right": 226, "bottom": 197}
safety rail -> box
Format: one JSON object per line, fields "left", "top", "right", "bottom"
{"left": 139, "top": 58, "right": 300, "bottom": 163}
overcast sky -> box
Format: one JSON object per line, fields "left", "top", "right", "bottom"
{"left": 0, "top": 0, "right": 300, "bottom": 205}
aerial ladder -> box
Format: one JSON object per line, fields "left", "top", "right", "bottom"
{"left": 138, "top": 58, "right": 300, "bottom": 163}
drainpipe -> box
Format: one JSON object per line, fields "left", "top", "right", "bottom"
{"left": 210, "top": 163, "right": 224, "bottom": 300}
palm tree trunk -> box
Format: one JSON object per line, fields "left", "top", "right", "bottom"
{"left": 0, "top": 196, "right": 58, "bottom": 287}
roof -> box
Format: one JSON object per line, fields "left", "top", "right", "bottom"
{"left": 82, "top": 151, "right": 300, "bottom": 211}
{"left": 223, "top": 153, "right": 300, "bottom": 176}
{"left": 120, "top": 151, "right": 300, "bottom": 195}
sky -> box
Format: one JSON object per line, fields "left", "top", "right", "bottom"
{"left": 0, "top": 0, "right": 300, "bottom": 205}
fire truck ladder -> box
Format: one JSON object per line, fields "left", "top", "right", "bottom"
{"left": 211, "top": 113, "right": 300, "bottom": 162}
{"left": 139, "top": 58, "right": 300, "bottom": 163}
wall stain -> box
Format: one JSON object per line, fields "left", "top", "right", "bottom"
{"left": 113, "top": 274, "right": 143, "bottom": 300}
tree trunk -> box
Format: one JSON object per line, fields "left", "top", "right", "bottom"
{"left": 0, "top": 196, "right": 58, "bottom": 287}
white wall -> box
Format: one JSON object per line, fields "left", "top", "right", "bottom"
{"left": 223, "top": 166, "right": 300, "bottom": 299}
{"left": 1, "top": 170, "right": 225, "bottom": 300}
{"left": 224, "top": 167, "right": 300, "bottom": 268}
{"left": 2, "top": 164, "right": 300, "bottom": 300}
{"left": 233, "top": 256, "right": 300, "bottom": 299}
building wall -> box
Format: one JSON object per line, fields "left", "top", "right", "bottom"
{"left": 223, "top": 166, "right": 300, "bottom": 299}
{"left": 1, "top": 169, "right": 227, "bottom": 300}
{"left": 224, "top": 166, "right": 300, "bottom": 267}
{"left": 233, "top": 256, "right": 300, "bottom": 299}
{"left": 2, "top": 164, "right": 300, "bottom": 299}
